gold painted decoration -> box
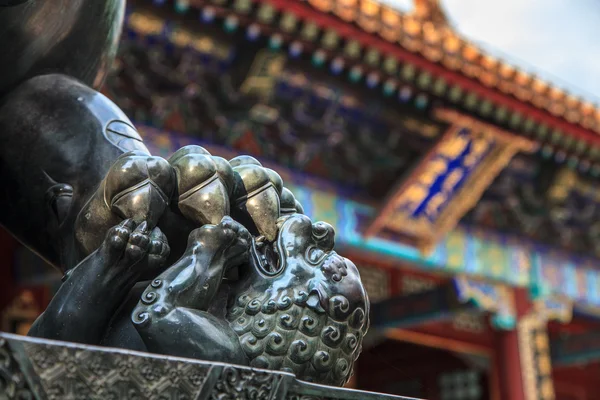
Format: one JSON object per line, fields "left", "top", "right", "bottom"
{"left": 366, "top": 109, "right": 537, "bottom": 252}
{"left": 128, "top": 12, "right": 164, "bottom": 36}
{"left": 453, "top": 276, "right": 516, "bottom": 329}
{"left": 454, "top": 276, "right": 507, "bottom": 311}
{"left": 534, "top": 296, "right": 573, "bottom": 324}
{"left": 240, "top": 50, "right": 287, "bottom": 101}
{"left": 517, "top": 295, "right": 572, "bottom": 400}
{"left": 548, "top": 166, "right": 600, "bottom": 203}
{"left": 126, "top": 11, "right": 232, "bottom": 61}
{"left": 518, "top": 314, "right": 556, "bottom": 400}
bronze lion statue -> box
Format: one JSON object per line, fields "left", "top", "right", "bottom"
{"left": 0, "top": 0, "right": 369, "bottom": 387}
{"left": 28, "top": 146, "right": 369, "bottom": 387}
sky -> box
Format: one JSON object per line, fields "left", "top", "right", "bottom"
{"left": 379, "top": 0, "right": 600, "bottom": 103}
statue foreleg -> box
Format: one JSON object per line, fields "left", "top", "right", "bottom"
{"left": 28, "top": 219, "right": 170, "bottom": 344}
{"left": 132, "top": 217, "right": 250, "bottom": 364}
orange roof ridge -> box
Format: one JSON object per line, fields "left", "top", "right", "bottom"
{"left": 304, "top": 0, "right": 599, "bottom": 136}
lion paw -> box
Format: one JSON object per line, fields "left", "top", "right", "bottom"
{"left": 102, "top": 219, "right": 170, "bottom": 281}
{"left": 146, "top": 227, "right": 171, "bottom": 276}
{"left": 188, "top": 216, "right": 251, "bottom": 263}
{"left": 219, "top": 216, "right": 252, "bottom": 268}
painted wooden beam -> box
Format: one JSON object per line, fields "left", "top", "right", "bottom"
{"left": 262, "top": 0, "right": 600, "bottom": 147}
{"left": 370, "top": 280, "right": 470, "bottom": 329}
{"left": 371, "top": 276, "right": 515, "bottom": 330}
{"left": 551, "top": 332, "right": 600, "bottom": 367}
{"left": 365, "top": 110, "right": 536, "bottom": 252}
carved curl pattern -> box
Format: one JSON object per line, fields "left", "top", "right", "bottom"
{"left": 227, "top": 287, "right": 365, "bottom": 387}
{"left": 210, "top": 366, "right": 275, "bottom": 400}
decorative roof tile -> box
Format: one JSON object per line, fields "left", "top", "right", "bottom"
{"left": 303, "top": 0, "right": 599, "bottom": 134}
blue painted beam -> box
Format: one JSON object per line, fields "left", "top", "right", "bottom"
{"left": 370, "top": 277, "right": 516, "bottom": 330}
{"left": 370, "top": 280, "right": 475, "bottom": 329}
{"left": 551, "top": 332, "right": 600, "bottom": 367}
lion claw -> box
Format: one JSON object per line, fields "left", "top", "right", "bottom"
{"left": 102, "top": 219, "right": 170, "bottom": 281}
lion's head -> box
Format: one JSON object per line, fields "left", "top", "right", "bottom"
{"left": 226, "top": 214, "right": 369, "bottom": 386}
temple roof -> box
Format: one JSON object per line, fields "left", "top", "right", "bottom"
{"left": 303, "top": 0, "right": 599, "bottom": 136}
{"left": 128, "top": 0, "right": 600, "bottom": 171}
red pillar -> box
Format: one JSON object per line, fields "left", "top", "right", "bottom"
{"left": 495, "top": 288, "right": 530, "bottom": 400}
{"left": 496, "top": 329, "right": 525, "bottom": 399}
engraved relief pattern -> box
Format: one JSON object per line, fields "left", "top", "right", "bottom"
{"left": 0, "top": 338, "right": 34, "bottom": 400}
{"left": 22, "top": 341, "right": 209, "bottom": 400}
{"left": 209, "top": 366, "right": 276, "bottom": 400}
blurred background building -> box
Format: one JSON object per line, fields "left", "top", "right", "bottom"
{"left": 2, "top": 1, "right": 600, "bottom": 399}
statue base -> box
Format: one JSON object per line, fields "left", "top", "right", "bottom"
{"left": 0, "top": 332, "right": 415, "bottom": 399}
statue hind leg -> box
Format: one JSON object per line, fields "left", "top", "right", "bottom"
{"left": 0, "top": 73, "right": 178, "bottom": 270}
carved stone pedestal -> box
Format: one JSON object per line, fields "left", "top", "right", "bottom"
{"left": 0, "top": 333, "right": 415, "bottom": 400}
